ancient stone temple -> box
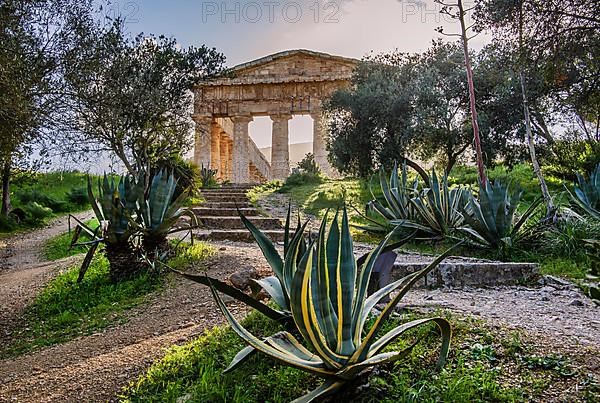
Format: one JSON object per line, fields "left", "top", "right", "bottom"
{"left": 192, "top": 49, "right": 358, "bottom": 183}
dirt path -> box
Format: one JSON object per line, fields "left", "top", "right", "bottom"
{"left": 0, "top": 243, "right": 270, "bottom": 403}
{"left": 0, "top": 212, "right": 94, "bottom": 346}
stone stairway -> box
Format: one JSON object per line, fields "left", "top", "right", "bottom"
{"left": 193, "top": 185, "right": 286, "bottom": 242}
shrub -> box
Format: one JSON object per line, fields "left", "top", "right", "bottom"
{"left": 540, "top": 214, "right": 600, "bottom": 259}
{"left": 282, "top": 171, "right": 323, "bottom": 189}
{"left": 17, "top": 188, "right": 68, "bottom": 212}
{"left": 22, "top": 202, "right": 53, "bottom": 224}
{"left": 0, "top": 215, "right": 18, "bottom": 232}
{"left": 297, "top": 153, "right": 321, "bottom": 175}
{"left": 154, "top": 155, "right": 201, "bottom": 197}
{"left": 66, "top": 187, "right": 89, "bottom": 206}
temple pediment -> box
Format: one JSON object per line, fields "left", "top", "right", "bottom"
{"left": 202, "top": 49, "right": 358, "bottom": 86}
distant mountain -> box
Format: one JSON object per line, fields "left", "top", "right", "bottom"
{"left": 259, "top": 142, "right": 313, "bottom": 168}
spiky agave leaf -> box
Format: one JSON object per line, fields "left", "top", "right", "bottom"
{"left": 214, "top": 207, "right": 458, "bottom": 402}
{"left": 567, "top": 163, "right": 600, "bottom": 219}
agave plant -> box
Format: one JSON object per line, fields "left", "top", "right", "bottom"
{"left": 200, "top": 163, "right": 218, "bottom": 188}
{"left": 361, "top": 161, "right": 420, "bottom": 234}
{"left": 175, "top": 205, "right": 414, "bottom": 325}
{"left": 131, "top": 170, "right": 198, "bottom": 254}
{"left": 408, "top": 169, "right": 470, "bottom": 238}
{"left": 568, "top": 163, "right": 600, "bottom": 220}
{"left": 210, "top": 208, "right": 458, "bottom": 402}
{"left": 72, "top": 174, "right": 144, "bottom": 282}
{"left": 460, "top": 180, "right": 542, "bottom": 249}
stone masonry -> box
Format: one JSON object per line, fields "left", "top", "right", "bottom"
{"left": 192, "top": 50, "right": 358, "bottom": 183}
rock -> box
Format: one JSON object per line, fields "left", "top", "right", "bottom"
{"left": 569, "top": 299, "right": 585, "bottom": 307}
{"left": 540, "top": 286, "right": 557, "bottom": 293}
{"left": 229, "top": 266, "right": 258, "bottom": 290}
{"left": 539, "top": 275, "right": 573, "bottom": 289}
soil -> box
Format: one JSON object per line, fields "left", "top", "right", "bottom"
{"left": 0, "top": 214, "right": 598, "bottom": 402}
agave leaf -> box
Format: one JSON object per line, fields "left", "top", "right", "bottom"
{"left": 239, "top": 209, "right": 284, "bottom": 280}
{"left": 291, "top": 380, "right": 345, "bottom": 403}
{"left": 77, "top": 241, "right": 100, "bottom": 283}
{"left": 337, "top": 343, "right": 417, "bottom": 380}
{"left": 173, "top": 269, "right": 289, "bottom": 323}
{"left": 208, "top": 281, "right": 331, "bottom": 376}
{"left": 251, "top": 276, "right": 288, "bottom": 310}
{"left": 224, "top": 345, "right": 257, "bottom": 373}
{"left": 291, "top": 240, "right": 346, "bottom": 369}
{"left": 368, "top": 317, "right": 452, "bottom": 368}
{"left": 351, "top": 242, "right": 462, "bottom": 362}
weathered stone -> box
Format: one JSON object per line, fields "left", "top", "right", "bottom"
{"left": 229, "top": 266, "right": 258, "bottom": 290}
{"left": 193, "top": 50, "right": 357, "bottom": 183}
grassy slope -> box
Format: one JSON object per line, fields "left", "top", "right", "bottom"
{"left": 1, "top": 171, "right": 94, "bottom": 234}
{"left": 122, "top": 310, "right": 597, "bottom": 402}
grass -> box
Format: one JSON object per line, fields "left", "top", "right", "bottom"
{"left": 249, "top": 163, "right": 593, "bottom": 281}
{"left": 121, "top": 310, "right": 597, "bottom": 402}
{"left": 43, "top": 219, "right": 99, "bottom": 260}
{"left": 2, "top": 241, "right": 215, "bottom": 358}
{"left": 1, "top": 171, "right": 95, "bottom": 234}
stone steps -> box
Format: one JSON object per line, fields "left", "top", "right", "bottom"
{"left": 192, "top": 207, "right": 259, "bottom": 217}
{"left": 194, "top": 229, "right": 286, "bottom": 243}
{"left": 193, "top": 185, "right": 283, "bottom": 242}
{"left": 198, "top": 216, "right": 281, "bottom": 230}
{"left": 201, "top": 201, "right": 251, "bottom": 209}
{"left": 201, "top": 194, "right": 249, "bottom": 203}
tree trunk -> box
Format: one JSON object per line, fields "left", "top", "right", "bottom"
{"left": 105, "top": 241, "right": 141, "bottom": 282}
{"left": 457, "top": 0, "right": 487, "bottom": 185}
{"left": 1, "top": 159, "right": 12, "bottom": 217}
{"left": 520, "top": 71, "right": 555, "bottom": 215}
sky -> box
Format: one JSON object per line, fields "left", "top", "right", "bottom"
{"left": 63, "top": 0, "right": 488, "bottom": 171}
{"left": 106, "top": 0, "right": 488, "bottom": 150}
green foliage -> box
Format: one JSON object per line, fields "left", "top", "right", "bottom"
{"left": 568, "top": 163, "right": 600, "bottom": 219}
{"left": 43, "top": 219, "right": 99, "bottom": 260}
{"left": 16, "top": 188, "right": 68, "bottom": 212}
{"left": 66, "top": 187, "right": 89, "bottom": 206}
{"left": 199, "top": 164, "right": 218, "bottom": 188}
{"left": 296, "top": 153, "right": 321, "bottom": 175}
{"left": 460, "top": 181, "right": 542, "bottom": 250}
{"left": 22, "top": 202, "right": 53, "bottom": 224}
{"left": 2, "top": 255, "right": 163, "bottom": 358}
{"left": 542, "top": 139, "right": 600, "bottom": 180}
{"left": 539, "top": 214, "right": 600, "bottom": 260}
{"left": 167, "top": 242, "right": 216, "bottom": 270}
{"left": 281, "top": 171, "right": 323, "bottom": 191}
{"left": 154, "top": 154, "right": 201, "bottom": 197}
{"left": 209, "top": 207, "right": 457, "bottom": 402}
{"left": 123, "top": 312, "right": 567, "bottom": 403}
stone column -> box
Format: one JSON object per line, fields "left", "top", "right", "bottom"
{"left": 231, "top": 115, "right": 253, "bottom": 184}
{"left": 193, "top": 116, "right": 213, "bottom": 169}
{"left": 311, "top": 110, "right": 333, "bottom": 176}
{"left": 210, "top": 122, "right": 221, "bottom": 177}
{"left": 227, "top": 139, "right": 233, "bottom": 181}
{"left": 270, "top": 114, "right": 292, "bottom": 180}
{"left": 220, "top": 134, "right": 230, "bottom": 181}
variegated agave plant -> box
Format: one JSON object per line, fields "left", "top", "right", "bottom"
{"left": 567, "top": 163, "right": 600, "bottom": 220}
{"left": 210, "top": 208, "right": 458, "bottom": 402}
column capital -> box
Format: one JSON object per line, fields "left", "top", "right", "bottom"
{"left": 231, "top": 114, "right": 253, "bottom": 124}
{"left": 270, "top": 113, "right": 293, "bottom": 122}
